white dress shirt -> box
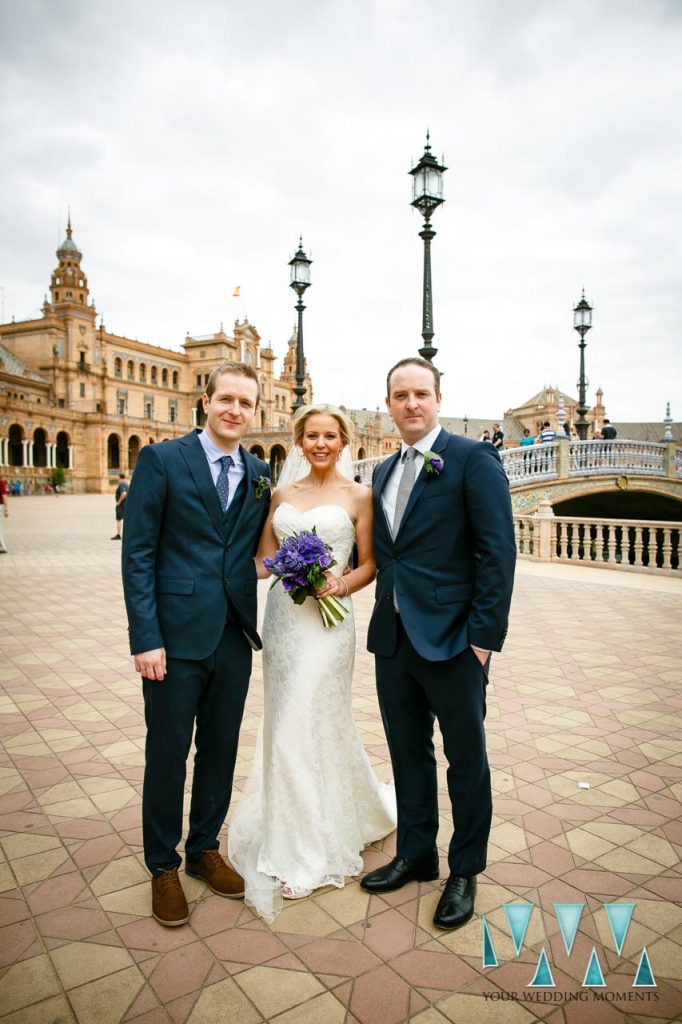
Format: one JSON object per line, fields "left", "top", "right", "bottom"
{"left": 381, "top": 423, "right": 442, "bottom": 530}
{"left": 198, "top": 429, "right": 245, "bottom": 510}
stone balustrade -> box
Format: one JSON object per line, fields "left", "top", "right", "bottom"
{"left": 353, "top": 455, "right": 389, "bottom": 483}
{"left": 515, "top": 501, "right": 680, "bottom": 576}
{"left": 501, "top": 438, "right": 679, "bottom": 487}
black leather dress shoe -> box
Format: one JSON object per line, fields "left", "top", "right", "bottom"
{"left": 433, "top": 874, "right": 476, "bottom": 929}
{"left": 360, "top": 855, "right": 440, "bottom": 894}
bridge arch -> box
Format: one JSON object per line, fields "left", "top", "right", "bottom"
{"left": 553, "top": 489, "right": 682, "bottom": 522}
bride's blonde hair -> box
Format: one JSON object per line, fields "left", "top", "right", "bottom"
{"left": 292, "top": 404, "right": 353, "bottom": 448}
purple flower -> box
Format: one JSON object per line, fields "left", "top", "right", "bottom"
{"left": 265, "top": 528, "right": 350, "bottom": 629}
{"left": 423, "top": 450, "right": 444, "bottom": 476}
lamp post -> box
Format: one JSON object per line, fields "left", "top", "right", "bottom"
{"left": 463, "top": 414, "right": 468, "bottom": 436}
{"left": 409, "top": 131, "right": 447, "bottom": 363}
{"left": 289, "top": 237, "right": 312, "bottom": 412}
{"left": 573, "top": 290, "right": 593, "bottom": 441}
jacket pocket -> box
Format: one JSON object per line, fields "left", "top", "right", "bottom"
{"left": 435, "top": 583, "right": 473, "bottom": 604}
{"left": 156, "top": 576, "right": 195, "bottom": 595}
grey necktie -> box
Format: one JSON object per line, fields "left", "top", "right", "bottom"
{"left": 216, "top": 454, "right": 234, "bottom": 512}
{"left": 392, "top": 447, "right": 418, "bottom": 538}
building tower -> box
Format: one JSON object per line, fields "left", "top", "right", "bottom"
{"left": 48, "top": 217, "right": 93, "bottom": 315}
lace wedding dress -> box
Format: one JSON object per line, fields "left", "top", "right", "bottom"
{"left": 228, "top": 502, "right": 396, "bottom": 921}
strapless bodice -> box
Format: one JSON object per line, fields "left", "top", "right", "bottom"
{"left": 272, "top": 502, "right": 355, "bottom": 573}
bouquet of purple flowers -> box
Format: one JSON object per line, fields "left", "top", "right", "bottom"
{"left": 263, "top": 528, "right": 349, "bottom": 629}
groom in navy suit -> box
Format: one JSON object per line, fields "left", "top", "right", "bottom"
{"left": 122, "top": 362, "right": 270, "bottom": 926}
{"left": 362, "top": 357, "right": 516, "bottom": 929}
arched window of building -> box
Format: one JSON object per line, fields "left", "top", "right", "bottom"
{"left": 269, "top": 444, "right": 286, "bottom": 483}
{"left": 8, "top": 424, "right": 24, "bottom": 466}
{"left": 195, "top": 398, "right": 206, "bottom": 428}
{"left": 249, "top": 444, "right": 265, "bottom": 459}
{"left": 127, "top": 360, "right": 135, "bottom": 381}
{"left": 32, "top": 428, "right": 48, "bottom": 468}
{"left": 172, "top": 370, "right": 179, "bottom": 388}
{"left": 128, "top": 435, "right": 141, "bottom": 471}
{"left": 114, "top": 357, "right": 122, "bottom": 379}
{"left": 151, "top": 365, "right": 158, "bottom": 384}
{"left": 107, "top": 434, "right": 121, "bottom": 470}
{"left": 162, "top": 368, "right": 168, "bottom": 387}
{"left": 139, "top": 363, "right": 147, "bottom": 383}
{"left": 56, "top": 431, "right": 70, "bottom": 469}
{"left": 357, "top": 446, "right": 366, "bottom": 461}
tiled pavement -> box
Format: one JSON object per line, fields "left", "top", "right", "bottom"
{"left": 0, "top": 495, "right": 681, "bottom": 1024}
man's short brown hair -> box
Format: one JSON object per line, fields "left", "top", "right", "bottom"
{"left": 205, "top": 361, "right": 260, "bottom": 406}
{"left": 386, "top": 357, "right": 441, "bottom": 397}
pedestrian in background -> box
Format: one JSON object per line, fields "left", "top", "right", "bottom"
{"left": 111, "top": 473, "right": 128, "bottom": 540}
{"left": 0, "top": 478, "right": 9, "bottom": 553}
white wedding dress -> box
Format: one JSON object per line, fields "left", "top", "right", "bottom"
{"left": 228, "top": 502, "right": 396, "bottom": 921}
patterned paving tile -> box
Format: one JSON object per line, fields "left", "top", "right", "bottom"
{"left": 0, "top": 495, "right": 681, "bottom": 1023}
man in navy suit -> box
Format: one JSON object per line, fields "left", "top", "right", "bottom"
{"left": 362, "top": 357, "right": 516, "bottom": 929}
{"left": 122, "top": 362, "right": 270, "bottom": 926}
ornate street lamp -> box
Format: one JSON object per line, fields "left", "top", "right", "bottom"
{"left": 463, "top": 414, "right": 468, "bottom": 436}
{"left": 573, "top": 290, "right": 593, "bottom": 441}
{"left": 289, "top": 237, "right": 312, "bottom": 412}
{"left": 409, "top": 131, "right": 447, "bottom": 363}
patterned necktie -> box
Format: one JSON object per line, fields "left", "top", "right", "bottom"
{"left": 216, "top": 454, "right": 234, "bottom": 512}
{"left": 392, "top": 447, "right": 418, "bottom": 538}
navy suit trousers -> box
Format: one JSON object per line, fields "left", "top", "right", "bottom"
{"left": 142, "top": 623, "right": 251, "bottom": 875}
{"left": 376, "top": 616, "right": 492, "bottom": 877}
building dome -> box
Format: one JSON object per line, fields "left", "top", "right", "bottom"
{"left": 56, "top": 218, "right": 80, "bottom": 257}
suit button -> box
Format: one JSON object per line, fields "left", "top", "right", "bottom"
{"left": 224, "top": 578, "right": 229, "bottom": 584}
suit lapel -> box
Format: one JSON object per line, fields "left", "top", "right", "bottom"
{"left": 373, "top": 449, "right": 401, "bottom": 541}
{"left": 395, "top": 428, "right": 449, "bottom": 540}
{"left": 225, "top": 446, "right": 260, "bottom": 546}
{"left": 180, "top": 431, "right": 225, "bottom": 538}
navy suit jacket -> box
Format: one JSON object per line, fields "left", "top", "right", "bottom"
{"left": 367, "top": 429, "right": 516, "bottom": 661}
{"left": 122, "top": 431, "right": 270, "bottom": 659}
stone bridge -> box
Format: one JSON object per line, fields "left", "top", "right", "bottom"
{"left": 500, "top": 439, "right": 682, "bottom": 515}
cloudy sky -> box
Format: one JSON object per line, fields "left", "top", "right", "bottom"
{"left": 1, "top": 0, "right": 680, "bottom": 422}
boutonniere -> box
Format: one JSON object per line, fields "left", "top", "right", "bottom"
{"left": 423, "top": 451, "right": 444, "bottom": 476}
{"left": 253, "top": 475, "right": 270, "bottom": 500}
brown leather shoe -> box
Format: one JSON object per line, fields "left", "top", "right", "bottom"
{"left": 186, "top": 850, "right": 245, "bottom": 898}
{"left": 151, "top": 868, "right": 189, "bottom": 927}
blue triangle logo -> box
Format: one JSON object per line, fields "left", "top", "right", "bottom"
{"left": 481, "top": 914, "right": 498, "bottom": 968}
{"left": 604, "top": 903, "right": 635, "bottom": 955}
{"left": 528, "top": 947, "right": 555, "bottom": 987}
{"left": 503, "top": 902, "right": 534, "bottom": 955}
{"left": 582, "top": 947, "right": 606, "bottom": 987}
{"left": 554, "top": 903, "right": 585, "bottom": 956}
{"left": 633, "top": 947, "right": 657, "bottom": 987}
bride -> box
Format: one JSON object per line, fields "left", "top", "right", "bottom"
{"left": 228, "top": 404, "right": 396, "bottom": 920}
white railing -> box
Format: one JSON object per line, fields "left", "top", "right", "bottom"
{"left": 501, "top": 442, "right": 559, "bottom": 483}
{"left": 353, "top": 455, "right": 389, "bottom": 483}
{"left": 515, "top": 511, "right": 680, "bottom": 576}
{"left": 568, "top": 440, "right": 666, "bottom": 477}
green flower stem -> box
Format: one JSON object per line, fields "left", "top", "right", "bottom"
{"left": 317, "top": 594, "right": 349, "bottom": 629}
